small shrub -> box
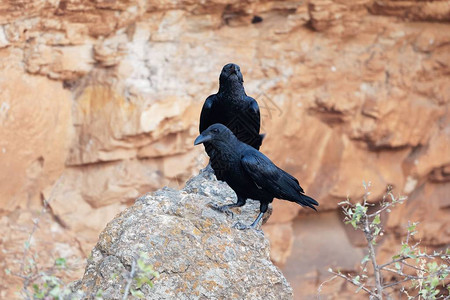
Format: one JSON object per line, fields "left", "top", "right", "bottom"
{"left": 319, "top": 182, "right": 450, "bottom": 299}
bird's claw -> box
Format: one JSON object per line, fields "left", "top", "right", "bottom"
{"left": 232, "top": 222, "right": 251, "bottom": 230}
{"left": 209, "top": 203, "right": 234, "bottom": 218}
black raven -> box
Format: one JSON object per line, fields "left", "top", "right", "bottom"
{"left": 199, "top": 63, "right": 264, "bottom": 179}
{"left": 194, "top": 123, "right": 318, "bottom": 230}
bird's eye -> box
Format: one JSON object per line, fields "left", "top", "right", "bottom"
{"left": 212, "top": 128, "right": 219, "bottom": 133}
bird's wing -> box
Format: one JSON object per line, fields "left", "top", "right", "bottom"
{"left": 199, "top": 95, "right": 217, "bottom": 133}
{"left": 245, "top": 97, "right": 261, "bottom": 134}
{"left": 241, "top": 97, "right": 264, "bottom": 149}
{"left": 240, "top": 151, "right": 304, "bottom": 199}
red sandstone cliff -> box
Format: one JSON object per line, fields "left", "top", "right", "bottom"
{"left": 0, "top": 0, "right": 448, "bottom": 298}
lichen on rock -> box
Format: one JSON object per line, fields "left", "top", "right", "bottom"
{"left": 71, "top": 168, "right": 291, "bottom": 299}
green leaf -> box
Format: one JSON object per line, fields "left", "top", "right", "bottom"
{"left": 137, "top": 259, "right": 146, "bottom": 271}
{"left": 427, "top": 261, "right": 438, "bottom": 272}
{"left": 136, "top": 276, "right": 150, "bottom": 289}
{"left": 395, "top": 262, "right": 401, "bottom": 270}
{"left": 130, "top": 289, "right": 145, "bottom": 299}
{"left": 361, "top": 255, "right": 370, "bottom": 264}
{"left": 355, "top": 284, "right": 365, "bottom": 293}
{"left": 430, "top": 277, "right": 439, "bottom": 288}
{"left": 419, "top": 289, "right": 428, "bottom": 298}
{"left": 407, "top": 223, "right": 417, "bottom": 232}
{"left": 33, "top": 284, "right": 45, "bottom": 300}
{"left": 45, "top": 275, "right": 60, "bottom": 286}
{"left": 49, "top": 285, "right": 61, "bottom": 297}
{"left": 401, "top": 244, "right": 410, "bottom": 255}
{"left": 55, "top": 257, "right": 67, "bottom": 267}
{"left": 372, "top": 215, "right": 381, "bottom": 225}
{"left": 355, "top": 203, "right": 368, "bottom": 214}
{"left": 374, "top": 227, "right": 381, "bottom": 236}
{"left": 142, "top": 264, "right": 155, "bottom": 273}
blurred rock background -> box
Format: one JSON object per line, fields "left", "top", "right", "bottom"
{"left": 0, "top": 0, "right": 448, "bottom": 298}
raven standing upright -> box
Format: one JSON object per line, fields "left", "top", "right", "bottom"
{"left": 194, "top": 124, "right": 319, "bottom": 230}
{"left": 199, "top": 63, "right": 264, "bottom": 179}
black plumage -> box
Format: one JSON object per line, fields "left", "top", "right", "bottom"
{"left": 199, "top": 63, "right": 264, "bottom": 179}
{"left": 194, "top": 123, "right": 318, "bottom": 230}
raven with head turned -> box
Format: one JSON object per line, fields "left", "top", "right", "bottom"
{"left": 194, "top": 123, "right": 318, "bottom": 230}
{"left": 199, "top": 63, "right": 264, "bottom": 179}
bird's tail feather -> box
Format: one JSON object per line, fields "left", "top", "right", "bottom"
{"left": 256, "top": 133, "right": 265, "bottom": 149}
{"left": 259, "top": 133, "right": 266, "bottom": 142}
{"left": 296, "top": 193, "right": 319, "bottom": 211}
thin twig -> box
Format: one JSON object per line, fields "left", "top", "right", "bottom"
{"left": 401, "top": 261, "right": 427, "bottom": 272}
{"left": 329, "top": 271, "right": 376, "bottom": 297}
{"left": 383, "top": 277, "right": 413, "bottom": 289}
{"left": 381, "top": 269, "right": 449, "bottom": 289}
{"left": 379, "top": 253, "right": 444, "bottom": 270}
{"left": 383, "top": 267, "right": 405, "bottom": 276}
{"left": 13, "top": 176, "right": 64, "bottom": 299}
{"left": 122, "top": 259, "right": 137, "bottom": 300}
{"left": 399, "top": 221, "right": 412, "bottom": 300}
{"left": 363, "top": 215, "right": 383, "bottom": 300}
{"left": 316, "top": 274, "right": 338, "bottom": 299}
{"left": 367, "top": 199, "right": 403, "bottom": 218}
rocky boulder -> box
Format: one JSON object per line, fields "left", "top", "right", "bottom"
{"left": 71, "top": 168, "right": 292, "bottom": 299}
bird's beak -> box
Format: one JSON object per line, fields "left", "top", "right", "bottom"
{"left": 194, "top": 134, "right": 212, "bottom": 145}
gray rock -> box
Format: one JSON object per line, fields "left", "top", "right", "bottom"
{"left": 71, "top": 168, "right": 292, "bottom": 299}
